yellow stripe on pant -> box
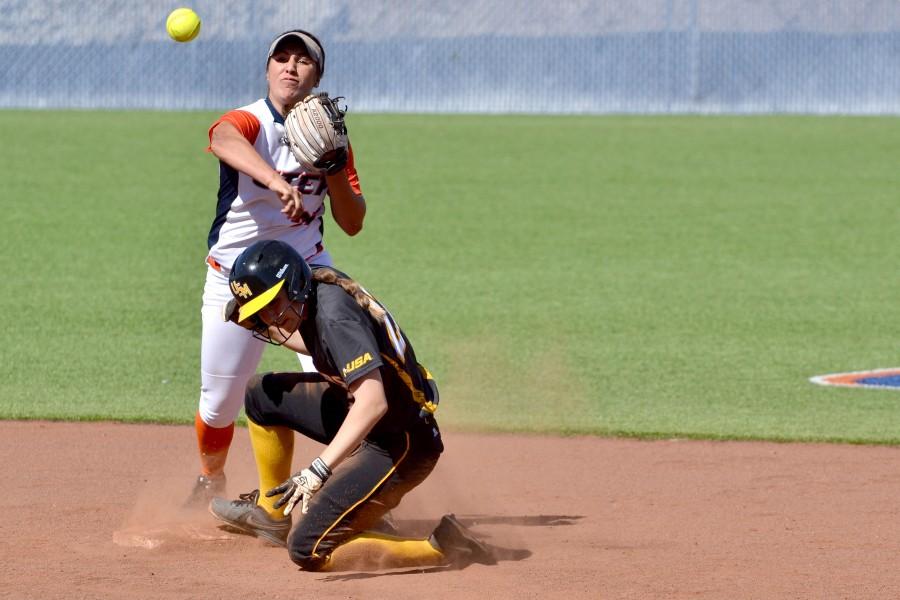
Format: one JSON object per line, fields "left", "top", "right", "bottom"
{"left": 311, "top": 432, "right": 411, "bottom": 559}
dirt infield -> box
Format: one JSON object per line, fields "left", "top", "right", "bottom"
{"left": 3, "top": 421, "right": 900, "bottom": 599}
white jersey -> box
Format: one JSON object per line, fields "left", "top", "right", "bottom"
{"left": 206, "top": 97, "right": 362, "bottom": 270}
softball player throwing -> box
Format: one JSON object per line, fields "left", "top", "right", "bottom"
{"left": 190, "top": 29, "right": 366, "bottom": 505}
{"left": 209, "top": 240, "right": 495, "bottom": 570}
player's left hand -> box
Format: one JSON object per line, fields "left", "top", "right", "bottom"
{"left": 284, "top": 93, "right": 348, "bottom": 175}
{"left": 266, "top": 458, "right": 331, "bottom": 515}
{"left": 316, "top": 146, "right": 348, "bottom": 176}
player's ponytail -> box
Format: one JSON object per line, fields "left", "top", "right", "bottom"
{"left": 312, "top": 267, "right": 386, "bottom": 323}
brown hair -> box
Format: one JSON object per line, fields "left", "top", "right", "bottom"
{"left": 312, "top": 267, "right": 386, "bottom": 323}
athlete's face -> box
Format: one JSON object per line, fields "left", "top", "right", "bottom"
{"left": 267, "top": 41, "right": 320, "bottom": 114}
{"left": 258, "top": 288, "right": 306, "bottom": 336}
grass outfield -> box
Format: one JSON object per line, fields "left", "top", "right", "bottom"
{"left": 1, "top": 111, "right": 899, "bottom": 442}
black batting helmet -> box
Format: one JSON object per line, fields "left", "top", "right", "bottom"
{"left": 228, "top": 240, "right": 313, "bottom": 324}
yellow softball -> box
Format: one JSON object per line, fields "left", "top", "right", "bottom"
{"left": 166, "top": 8, "right": 201, "bottom": 43}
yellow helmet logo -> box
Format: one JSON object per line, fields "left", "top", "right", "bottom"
{"left": 231, "top": 280, "right": 253, "bottom": 299}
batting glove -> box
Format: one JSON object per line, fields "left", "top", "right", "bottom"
{"left": 267, "top": 457, "right": 331, "bottom": 516}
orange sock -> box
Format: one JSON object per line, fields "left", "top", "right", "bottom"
{"left": 195, "top": 412, "right": 234, "bottom": 477}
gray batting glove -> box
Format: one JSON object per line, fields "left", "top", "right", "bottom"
{"left": 266, "top": 457, "right": 331, "bottom": 516}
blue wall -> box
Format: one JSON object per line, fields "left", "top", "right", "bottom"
{"left": 2, "top": 1, "right": 898, "bottom": 114}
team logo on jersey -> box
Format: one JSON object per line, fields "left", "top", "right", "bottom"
{"left": 230, "top": 280, "right": 253, "bottom": 299}
{"left": 250, "top": 171, "right": 327, "bottom": 196}
{"left": 810, "top": 368, "right": 900, "bottom": 390}
{"left": 342, "top": 352, "right": 373, "bottom": 377}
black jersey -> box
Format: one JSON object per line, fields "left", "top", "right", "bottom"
{"left": 298, "top": 276, "right": 439, "bottom": 436}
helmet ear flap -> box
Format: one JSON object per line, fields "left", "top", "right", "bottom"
{"left": 287, "top": 256, "right": 313, "bottom": 304}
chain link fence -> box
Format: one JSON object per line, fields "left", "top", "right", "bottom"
{"left": 1, "top": 0, "right": 898, "bottom": 113}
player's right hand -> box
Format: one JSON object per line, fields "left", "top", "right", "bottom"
{"left": 268, "top": 467, "right": 323, "bottom": 516}
{"left": 267, "top": 173, "right": 309, "bottom": 223}
{"left": 267, "top": 457, "right": 331, "bottom": 516}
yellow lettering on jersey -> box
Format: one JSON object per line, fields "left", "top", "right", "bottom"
{"left": 342, "top": 352, "right": 373, "bottom": 377}
{"left": 379, "top": 353, "right": 432, "bottom": 412}
{"left": 231, "top": 281, "right": 252, "bottom": 299}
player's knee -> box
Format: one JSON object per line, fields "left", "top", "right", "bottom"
{"left": 287, "top": 525, "right": 330, "bottom": 571}
{"left": 243, "top": 373, "right": 267, "bottom": 423}
{"left": 200, "top": 372, "right": 251, "bottom": 427}
{"left": 287, "top": 539, "right": 328, "bottom": 571}
{"left": 197, "top": 399, "right": 232, "bottom": 429}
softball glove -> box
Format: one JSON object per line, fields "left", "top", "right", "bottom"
{"left": 284, "top": 93, "right": 349, "bottom": 175}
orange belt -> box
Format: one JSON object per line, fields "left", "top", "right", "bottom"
{"left": 206, "top": 256, "right": 223, "bottom": 272}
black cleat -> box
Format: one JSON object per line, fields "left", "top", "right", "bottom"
{"left": 430, "top": 514, "right": 497, "bottom": 566}
{"left": 183, "top": 473, "right": 226, "bottom": 509}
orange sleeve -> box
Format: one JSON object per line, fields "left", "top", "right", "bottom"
{"left": 206, "top": 110, "right": 261, "bottom": 152}
{"left": 344, "top": 142, "right": 363, "bottom": 195}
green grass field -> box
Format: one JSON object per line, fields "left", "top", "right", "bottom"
{"left": 1, "top": 111, "right": 899, "bottom": 443}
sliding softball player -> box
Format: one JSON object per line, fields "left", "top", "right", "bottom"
{"left": 209, "top": 240, "right": 495, "bottom": 570}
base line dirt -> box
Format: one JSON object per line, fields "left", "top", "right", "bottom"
{"left": 3, "top": 421, "right": 900, "bottom": 599}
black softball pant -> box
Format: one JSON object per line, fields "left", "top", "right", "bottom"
{"left": 244, "top": 371, "right": 443, "bottom": 571}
